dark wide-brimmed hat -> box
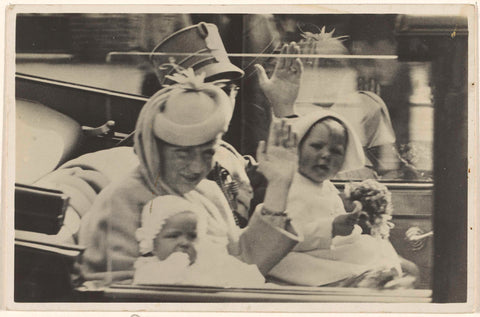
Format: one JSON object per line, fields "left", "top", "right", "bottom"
{"left": 150, "top": 22, "right": 244, "bottom": 85}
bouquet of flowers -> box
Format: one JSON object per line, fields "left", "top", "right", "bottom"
{"left": 344, "top": 179, "right": 394, "bottom": 239}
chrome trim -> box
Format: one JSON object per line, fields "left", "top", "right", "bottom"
{"left": 16, "top": 73, "right": 149, "bottom": 102}
{"left": 107, "top": 51, "right": 399, "bottom": 60}
{"left": 333, "top": 181, "right": 433, "bottom": 190}
{"left": 405, "top": 227, "right": 434, "bottom": 251}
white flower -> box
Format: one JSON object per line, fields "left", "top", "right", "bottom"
{"left": 162, "top": 66, "right": 231, "bottom": 91}
{"left": 164, "top": 67, "right": 207, "bottom": 90}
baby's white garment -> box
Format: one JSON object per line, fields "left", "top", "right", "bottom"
{"left": 133, "top": 252, "right": 191, "bottom": 285}
{"left": 269, "top": 226, "right": 402, "bottom": 286}
{"left": 133, "top": 244, "right": 265, "bottom": 287}
{"left": 330, "top": 225, "right": 403, "bottom": 275}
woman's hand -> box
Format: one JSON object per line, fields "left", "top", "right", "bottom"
{"left": 257, "top": 119, "right": 298, "bottom": 212}
{"left": 255, "top": 42, "right": 303, "bottom": 118}
{"left": 257, "top": 119, "right": 298, "bottom": 184}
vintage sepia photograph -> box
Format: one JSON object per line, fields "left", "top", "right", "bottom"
{"left": 1, "top": 2, "right": 477, "bottom": 313}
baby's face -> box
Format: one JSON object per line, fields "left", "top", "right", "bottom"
{"left": 298, "top": 120, "right": 347, "bottom": 183}
{"left": 153, "top": 211, "right": 198, "bottom": 263}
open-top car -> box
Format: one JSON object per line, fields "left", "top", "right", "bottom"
{"left": 10, "top": 11, "right": 470, "bottom": 305}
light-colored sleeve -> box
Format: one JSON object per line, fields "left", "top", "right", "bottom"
{"left": 358, "top": 91, "right": 396, "bottom": 148}
{"left": 77, "top": 175, "right": 154, "bottom": 285}
{"left": 194, "top": 179, "right": 302, "bottom": 276}
{"left": 229, "top": 204, "right": 302, "bottom": 275}
{"left": 77, "top": 194, "right": 137, "bottom": 284}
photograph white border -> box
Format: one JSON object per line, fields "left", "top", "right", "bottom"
{"left": 1, "top": 0, "right": 478, "bottom": 315}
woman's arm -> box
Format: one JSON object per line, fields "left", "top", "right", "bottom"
{"left": 77, "top": 172, "right": 154, "bottom": 285}
{"left": 232, "top": 120, "right": 303, "bottom": 275}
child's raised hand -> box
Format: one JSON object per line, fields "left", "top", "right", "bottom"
{"left": 254, "top": 42, "right": 303, "bottom": 118}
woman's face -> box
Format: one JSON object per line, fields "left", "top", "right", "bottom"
{"left": 153, "top": 211, "right": 198, "bottom": 262}
{"left": 298, "top": 120, "right": 347, "bottom": 183}
{"left": 160, "top": 139, "right": 217, "bottom": 194}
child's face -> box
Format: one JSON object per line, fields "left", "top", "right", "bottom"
{"left": 153, "top": 211, "right": 198, "bottom": 263}
{"left": 298, "top": 120, "right": 347, "bottom": 183}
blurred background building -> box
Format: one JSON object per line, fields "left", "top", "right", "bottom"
{"left": 16, "top": 13, "right": 434, "bottom": 177}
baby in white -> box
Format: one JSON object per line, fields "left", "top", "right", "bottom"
{"left": 133, "top": 195, "right": 264, "bottom": 287}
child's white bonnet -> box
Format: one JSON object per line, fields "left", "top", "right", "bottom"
{"left": 293, "top": 109, "right": 365, "bottom": 172}
{"left": 135, "top": 195, "right": 207, "bottom": 255}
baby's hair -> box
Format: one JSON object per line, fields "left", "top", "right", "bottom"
{"left": 299, "top": 117, "right": 348, "bottom": 150}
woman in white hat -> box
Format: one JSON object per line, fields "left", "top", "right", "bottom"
{"left": 77, "top": 69, "right": 301, "bottom": 285}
